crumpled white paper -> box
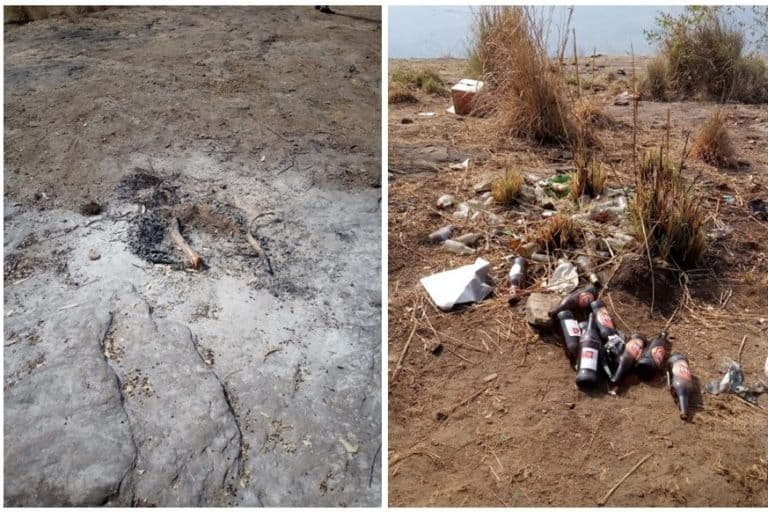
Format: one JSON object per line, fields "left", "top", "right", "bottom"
{"left": 420, "top": 258, "right": 493, "bottom": 311}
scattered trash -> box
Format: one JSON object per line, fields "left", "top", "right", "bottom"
{"left": 574, "top": 255, "right": 600, "bottom": 286}
{"left": 483, "top": 373, "right": 498, "bottom": 383}
{"left": 420, "top": 257, "right": 493, "bottom": 311}
{"left": 450, "top": 78, "right": 484, "bottom": 116}
{"left": 635, "top": 332, "right": 668, "bottom": 380}
{"left": 436, "top": 194, "right": 455, "bottom": 209}
{"left": 428, "top": 225, "right": 457, "bottom": 243}
{"left": 590, "top": 195, "right": 628, "bottom": 221}
{"left": 88, "top": 249, "right": 101, "bottom": 261}
{"left": 604, "top": 233, "right": 635, "bottom": 253}
{"left": 546, "top": 260, "right": 579, "bottom": 294}
{"left": 417, "top": 112, "right": 437, "bottom": 117}
{"left": 449, "top": 159, "right": 470, "bottom": 170}
{"left": 454, "top": 232, "right": 482, "bottom": 247}
{"left": 525, "top": 292, "right": 562, "bottom": 327}
{"left": 705, "top": 359, "right": 767, "bottom": 403}
{"left": 446, "top": 105, "right": 456, "bottom": 114}
{"left": 557, "top": 310, "right": 581, "bottom": 368}
{"left": 548, "top": 285, "right": 599, "bottom": 320}
{"left": 749, "top": 198, "right": 768, "bottom": 220}
{"left": 612, "top": 333, "right": 646, "bottom": 385}
{"left": 709, "top": 225, "right": 734, "bottom": 241}
{"left": 722, "top": 194, "right": 735, "bottom": 204}
{"left": 452, "top": 202, "right": 472, "bottom": 220}
{"left": 507, "top": 256, "right": 527, "bottom": 304}
{"left": 443, "top": 239, "right": 475, "bottom": 255}
{"left": 667, "top": 353, "right": 693, "bottom": 420}
{"left": 576, "top": 314, "right": 602, "bottom": 389}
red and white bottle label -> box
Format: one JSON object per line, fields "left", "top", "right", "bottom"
{"left": 580, "top": 347, "right": 598, "bottom": 371}
{"left": 578, "top": 292, "right": 594, "bottom": 308}
{"left": 564, "top": 319, "right": 580, "bottom": 337}
{"left": 627, "top": 339, "right": 643, "bottom": 359}
{"left": 596, "top": 307, "right": 615, "bottom": 329}
{"left": 652, "top": 346, "right": 665, "bottom": 367}
{"left": 673, "top": 361, "right": 691, "bottom": 381}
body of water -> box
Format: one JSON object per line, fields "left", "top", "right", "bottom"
{"left": 389, "top": 5, "right": 687, "bottom": 58}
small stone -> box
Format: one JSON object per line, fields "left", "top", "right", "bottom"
{"left": 473, "top": 180, "right": 493, "bottom": 194}
{"left": 88, "top": 249, "right": 101, "bottom": 261}
{"left": 614, "top": 92, "right": 631, "bottom": 105}
{"left": 525, "top": 293, "right": 561, "bottom": 327}
{"left": 566, "top": 402, "right": 575, "bottom": 409}
{"left": 436, "top": 194, "right": 456, "bottom": 209}
{"left": 483, "top": 373, "right": 498, "bottom": 383}
{"left": 665, "top": 439, "right": 673, "bottom": 448}
{"left": 401, "top": 118, "right": 413, "bottom": 124}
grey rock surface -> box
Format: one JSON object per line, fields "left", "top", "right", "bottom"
{"left": 525, "top": 293, "right": 562, "bottom": 327}
{"left": 4, "top": 281, "right": 242, "bottom": 506}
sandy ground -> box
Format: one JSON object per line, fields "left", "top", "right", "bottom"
{"left": 4, "top": 6, "right": 381, "bottom": 506}
{"left": 388, "top": 57, "right": 768, "bottom": 506}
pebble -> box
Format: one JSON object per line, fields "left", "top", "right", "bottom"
{"left": 88, "top": 249, "right": 101, "bottom": 261}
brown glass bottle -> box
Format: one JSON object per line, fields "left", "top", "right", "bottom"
{"left": 576, "top": 314, "right": 602, "bottom": 389}
{"left": 636, "top": 332, "right": 668, "bottom": 379}
{"left": 507, "top": 257, "right": 527, "bottom": 304}
{"left": 575, "top": 255, "right": 600, "bottom": 286}
{"left": 611, "top": 333, "right": 646, "bottom": 385}
{"left": 668, "top": 353, "right": 693, "bottom": 420}
{"left": 557, "top": 310, "right": 581, "bottom": 369}
{"left": 589, "top": 300, "right": 618, "bottom": 341}
{"left": 549, "top": 285, "right": 598, "bottom": 320}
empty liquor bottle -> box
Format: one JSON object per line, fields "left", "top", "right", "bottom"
{"left": 557, "top": 310, "right": 581, "bottom": 368}
{"left": 590, "top": 300, "right": 618, "bottom": 341}
{"left": 668, "top": 353, "right": 693, "bottom": 420}
{"left": 507, "top": 256, "right": 527, "bottom": 304}
{"left": 549, "top": 285, "right": 599, "bottom": 320}
{"left": 611, "top": 333, "right": 646, "bottom": 385}
{"left": 575, "top": 255, "right": 601, "bottom": 287}
{"left": 576, "top": 314, "right": 602, "bottom": 389}
{"left": 636, "top": 331, "right": 668, "bottom": 380}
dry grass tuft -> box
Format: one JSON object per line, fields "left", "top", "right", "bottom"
{"left": 658, "top": 11, "right": 767, "bottom": 103}
{"left": 388, "top": 82, "right": 418, "bottom": 104}
{"left": 4, "top": 6, "right": 104, "bottom": 23}
{"left": 691, "top": 111, "right": 736, "bottom": 167}
{"left": 491, "top": 170, "right": 523, "bottom": 206}
{"left": 570, "top": 153, "right": 606, "bottom": 200}
{"left": 471, "top": 6, "right": 578, "bottom": 145}
{"left": 573, "top": 97, "right": 614, "bottom": 129}
{"left": 535, "top": 214, "right": 581, "bottom": 252}
{"left": 642, "top": 56, "right": 669, "bottom": 101}
{"left": 391, "top": 67, "right": 447, "bottom": 96}
{"left": 630, "top": 149, "right": 708, "bottom": 268}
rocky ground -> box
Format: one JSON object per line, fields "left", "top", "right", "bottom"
{"left": 4, "top": 6, "right": 381, "bottom": 506}
{"left": 388, "top": 57, "right": 768, "bottom": 506}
